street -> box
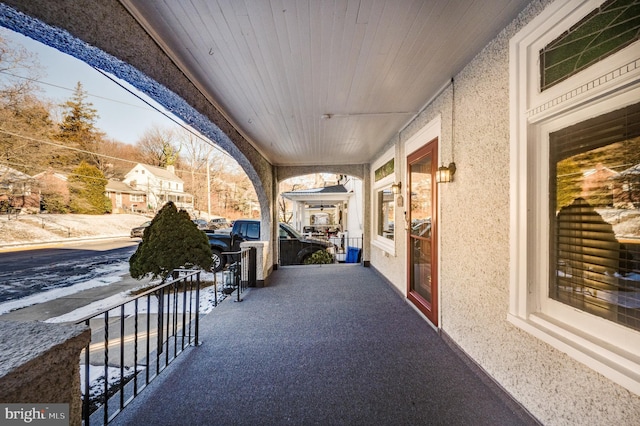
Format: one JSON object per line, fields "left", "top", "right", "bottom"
{"left": 0, "top": 238, "right": 140, "bottom": 304}
{"left": 0, "top": 237, "right": 220, "bottom": 382}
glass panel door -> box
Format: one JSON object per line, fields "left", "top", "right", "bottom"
{"left": 407, "top": 140, "right": 438, "bottom": 325}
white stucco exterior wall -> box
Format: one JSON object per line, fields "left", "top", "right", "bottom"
{"left": 369, "top": 0, "right": 640, "bottom": 424}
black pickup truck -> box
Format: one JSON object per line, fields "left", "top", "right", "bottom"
{"left": 205, "top": 219, "right": 334, "bottom": 271}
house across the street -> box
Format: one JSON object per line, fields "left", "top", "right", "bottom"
{"left": 122, "top": 163, "right": 194, "bottom": 213}
{"left": 105, "top": 179, "right": 147, "bottom": 213}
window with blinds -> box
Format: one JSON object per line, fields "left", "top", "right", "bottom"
{"left": 550, "top": 102, "right": 640, "bottom": 331}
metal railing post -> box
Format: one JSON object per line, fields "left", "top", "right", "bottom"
{"left": 83, "top": 319, "right": 90, "bottom": 426}
{"left": 236, "top": 258, "right": 241, "bottom": 302}
{"left": 195, "top": 273, "right": 200, "bottom": 346}
{"left": 103, "top": 312, "right": 109, "bottom": 426}
{"left": 157, "top": 287, "right": 164, "bottom": 356}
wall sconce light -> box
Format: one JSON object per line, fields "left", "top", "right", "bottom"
{"left": 391, "top": 182, "right": 402, "bottom": 195}
{"left": 435, "top": 162, "right": 456, "bottom": 183}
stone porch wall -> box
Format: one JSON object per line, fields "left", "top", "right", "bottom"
{"left": 0, "top": 321, "right": 90, "bottom": 426}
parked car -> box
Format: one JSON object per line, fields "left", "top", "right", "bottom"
{"left": 205, "top": 219, "right": 334, "bottom": 272}
{"left": 192, "top": 218, "right": 209, "bottom": 230}
{"left": 130, "top": 221, "right": 151, "bottom": 238}
{"left": 208, "top": 217, "right": 231, "bottom": 230}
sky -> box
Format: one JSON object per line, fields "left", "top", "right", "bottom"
{"left": 0, "top": 27, "right": 181, "bottom": 146}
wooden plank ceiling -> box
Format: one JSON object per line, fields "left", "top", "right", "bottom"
{"left": 121, "top": 0, "right": 529, "bottom": 166}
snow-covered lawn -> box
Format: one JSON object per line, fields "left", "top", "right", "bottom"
{"left": 0, "top": 213, "right": 150, "bottom": 246}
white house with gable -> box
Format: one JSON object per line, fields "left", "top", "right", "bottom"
{"left": 123, "top": 163, "right": 194, "bottom": 212}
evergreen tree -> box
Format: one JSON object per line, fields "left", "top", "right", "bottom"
{"left": 68, "top": 161, "right": 111, "bottom": 214}
{"left": 57, "top": 82, "right": 102, "bottom": 167}
{"left": 129, "top": 202, "right": 213, "bottom": 283}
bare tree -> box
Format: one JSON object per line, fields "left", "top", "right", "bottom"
{"left": 93, "top": 137, "right": 144, "bottom": 179}
{"left": 136, "top": 126, "right": 180, "bottom": 167}
{"left": 278, "top": 182, "right": 300, "bottom": 223}
{"left": 0, "top": 31, "right": 60, "bottom": 176}
{"left": 0, "top": 29, "right": 42, "bottom": 109}
{"left": 176, "top": 128, "right": 212, "bottom": 213}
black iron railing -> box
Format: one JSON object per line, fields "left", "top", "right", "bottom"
{"left": 78, "top": 248, "right": 257, "bottom": 425}
{"left": 331, "top": 236, "right": 363, "bottom": 264}
{"left": 78, "top": 270, "right": 201, "bottom": 425}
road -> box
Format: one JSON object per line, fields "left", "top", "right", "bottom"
{"left": 0, "top": 238, "right": 140, "bottom": 304}
{"left": 0, "top": 237, "right": 218, "bottom": 374}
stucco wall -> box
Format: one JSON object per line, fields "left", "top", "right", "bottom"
{"left": 0, "top": 321, "right": 90, "bottom": 426}
{"left": 368, "top": 134, "right": 404, "bottom": 288}
{"left": 371, "top": 0, "right": 640, "bottom": 424}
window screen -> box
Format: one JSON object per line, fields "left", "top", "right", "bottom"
{"left": 550, "top": 102, "right": 640, "bottom": 331}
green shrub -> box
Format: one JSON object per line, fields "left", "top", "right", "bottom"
{"left": 303, "top": 250, "right": 334, "bottom": 265}
{"left": 68, "top": 161, "right": 111, "bottom": 214}
{"left": 129, "top": 201, "right": 213, "bottom": 283}
{"left": 41, "top": 193, "right": 69, "bottom": 213}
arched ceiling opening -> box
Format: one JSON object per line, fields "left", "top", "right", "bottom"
{"left": 0, "top": 1, "right": 274, "bottom": 224}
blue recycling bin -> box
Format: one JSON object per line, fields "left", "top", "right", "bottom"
{"left": 345, "top": 246, "right": 361, "bottom": 263}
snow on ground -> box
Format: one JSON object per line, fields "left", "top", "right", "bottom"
{"left": 0, "top": 213, "right": 229, "bottom": 316}
{"left": 43, "top": 271, "right": 224, "bottom": 323}
{"left": 0, "top": 262, "right": 133, "bottom": 315}
{"left": 79, "top": 364, "right": 142, "bottom": 410}
{"left": 0, "top": 213, "right": 151, "bottom": 246}
{"left": 597, "top": 208, "right": 640, "bottom": 238}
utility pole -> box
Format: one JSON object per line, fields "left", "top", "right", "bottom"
{"left": 207, "top": 158, "right": 211, "bottom": 216}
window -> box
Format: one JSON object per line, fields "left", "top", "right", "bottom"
{"left": 371, "top": 148, "right": 396, "bottom": 253}
{"left": 377, "top": 188, "right": 395, "bottom": 240}
{"left": 510, "top": 0, "right": 640, "bottom": 394}
{"left": 130, "top": 194, "right": 144, "bottom": 202}
{"left": 540, "top": 0, "right": 640, "bottom": 91}
{"left": 246, "top": 222, "right": 260, "bottom": 239}
{"left": 550, "top": 102, "right": 640, "bottom": 332}
{"left": 236, "top": 222, "right": 260, "bottom": 240}
{"left": 375, "top": 158, "right": 394, "bottom": 181}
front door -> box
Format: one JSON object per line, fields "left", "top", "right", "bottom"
{"left": 407, "top": 140, "right": 438, "bottom": 325}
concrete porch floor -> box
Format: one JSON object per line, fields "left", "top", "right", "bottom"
{"left": 110, "top": 264, "right": 539, "bottom": 426}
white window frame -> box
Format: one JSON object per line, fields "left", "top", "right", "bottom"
{"left": 509, "top": 0, "right": 640, "bottom": 395}
{"left": 371, "top": 147, "right": 396, "bottom": 255}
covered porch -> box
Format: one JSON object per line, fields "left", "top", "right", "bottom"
{"left": 110, "top": 265, "right": 537, "bottom": 426}
{"left": 281, "top": 181, "right": 363, "bottom": 239}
